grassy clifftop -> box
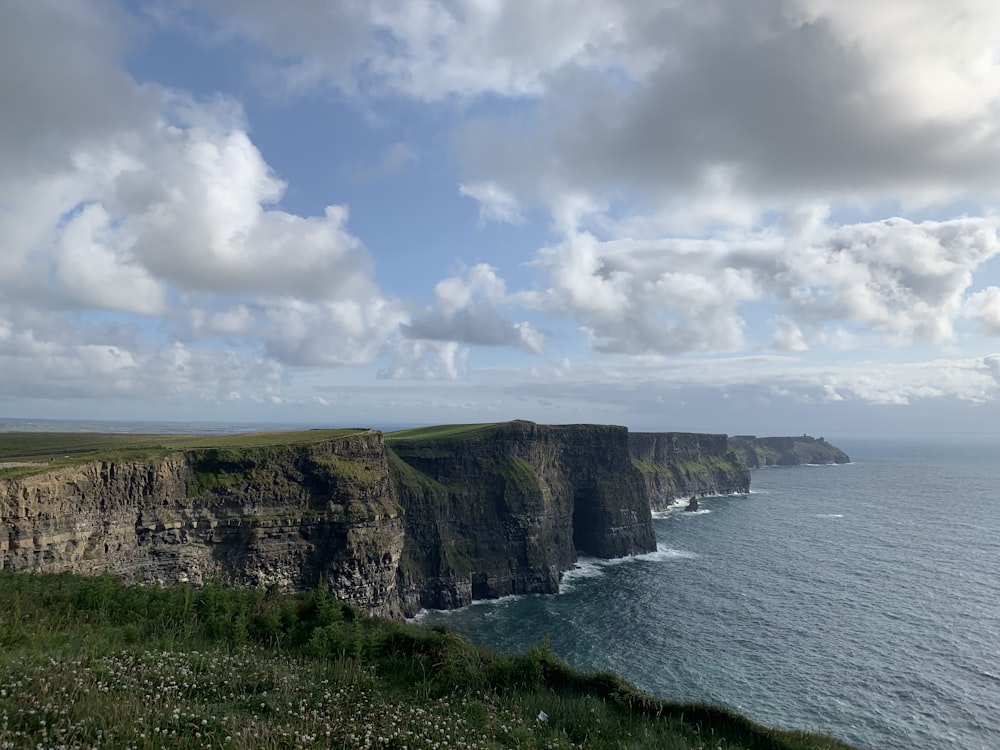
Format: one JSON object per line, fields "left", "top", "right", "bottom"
{"left": 0, "top": 429, "right": 365, "bottom": 480}
{"left": 0, "top": 572, "right": 857, "bottom": 750}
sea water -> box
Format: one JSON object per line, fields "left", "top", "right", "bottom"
{"left": 418, "top": 438, "right": 1000, "bottom": 750}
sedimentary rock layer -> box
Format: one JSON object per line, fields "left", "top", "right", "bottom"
{"left": 0, "top": 431, "right": 405, "bottom": 618}
{"left": 629, "top": 432, "right": 750, "bottom": 511}
{"left": 1, "top": 421, "right": 772, "bottom": 617}
{"left": 390, "top": 421, "right": 656, "bottom": 615}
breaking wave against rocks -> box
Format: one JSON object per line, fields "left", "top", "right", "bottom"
{"left": 419, "top": 437, "right": 1000, "bottom": 750}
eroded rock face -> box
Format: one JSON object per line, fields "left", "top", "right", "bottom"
{"left": 629, "top": 432, "right": 750, "bottom": 511}
{"left": 0, "top": 431, "right": 405, "bottom": 619}
{"left": 390, "top": 421, "right": 656, "bottom": 615}
{"left": 3, "top": 422, "right": 842, "bottom": 618}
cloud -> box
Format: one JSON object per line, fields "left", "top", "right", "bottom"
{"left": 5, "top": 0, "right": 1000, "bottom": 428}
{"left": 963, "top": 287, "right": 1000, "bottom": 335}
{"left": 770, "top": 316, "right": 808, "bottom": 352}
{"left": 492, "top": 352, "right": 1000, "bottom": 414}
{"left": 377, "top": 339, "right": 470, "bottom": 381}
{"left": 0, "top": 1, "right": 151, "bottom": 175}
{"left": 455, "top": 0, "right": 1000, "bottom": 227}
{"left": 523, "top": 216, "right": 1000, "bottom": 356}
{"left": 0, "top": 0, "right": 406, "bottom": 407}
{"left": 403, "top": 264, "right": 544, "bottom": 353}
{"left": 771, "top": 216, "right": 1000, "bottom": 343}
{"left": 0, "top": 316, "right": 284, "bottom": 404}
{"left": 459, "top": 182, "right": 524, "bottom": 224}
{"left": 147, "top": 0, "right": 373, "bottom": 95}
{"left": 55, "top": 203, "right": 167, "bottom": 315}
{"left": 168, "top": 0, "right": 652, "bottom": 101}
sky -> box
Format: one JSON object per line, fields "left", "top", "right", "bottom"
{"left": 3, "top": 0, "right": 1000, "bottom": 436}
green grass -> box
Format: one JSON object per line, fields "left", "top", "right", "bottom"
{"left": 0, "top": 429, "right": 365, "bottom": 479}
{"left": 386, "top": 423, "right": 501, "bottom": 442}
{"left": 0, "top": 573, "right": 857, "bottom": 750}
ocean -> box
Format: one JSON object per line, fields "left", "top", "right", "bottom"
{"left": 418, "top": 438, "right": 1000, "bottom": 750}
{"left": 5, "top": 420, "right": 997, "bottom": 748}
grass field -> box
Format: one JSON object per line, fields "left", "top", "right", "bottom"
{"left": 0, "top": 572, "right": 856, "bottom": 750}
{"left": 0, "top": 429, "right": 365, "bottom": 479}
{"left": 385, "top": 423, "right": 502, "bottom": 442}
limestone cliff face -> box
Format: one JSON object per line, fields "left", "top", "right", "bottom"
{"left": 0, "top": 431, "right": 404, "bottom": 619}
{"left": 389, "top": 421, "right": 655, "bottom": 615}
{"left": 6, "top": 423, "right": 835, "bottom": 619}
{"left": 728, "top": 435, "right": 850, "bottom": 468}
{"left": 629, "top": 432, "right": 750, "bottom": 511}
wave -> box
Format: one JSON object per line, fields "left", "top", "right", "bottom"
{"left": 651, "top": 492, "right": 746, "bottom": 517}
{"left": 635, "top": 544, "right": 699, "bottom": 562}
{"left": 560, "top": 544, "right": 697, "bottom": 592}
{"left": 409, "top": 593, "right": 526, "bottom": 622}
{"left": 815, "top": 513, "right": 844, "bottom": 518}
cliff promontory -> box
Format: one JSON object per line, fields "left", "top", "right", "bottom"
{"left": 1, "top": 421, "right": 833, "bottom": 618}
{"left": 728, "top": 435, "right": 850, "bottom": 467}
{"left": 389, "top": 421, "right": 656, "bottom": 614}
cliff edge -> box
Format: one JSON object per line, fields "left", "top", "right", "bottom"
{"left": 388, "top": 420, "right": 655, "bottom": 615}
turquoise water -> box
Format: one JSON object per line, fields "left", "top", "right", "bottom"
{"left": 419, "top": 439, "right": 1000, "bottom": 750}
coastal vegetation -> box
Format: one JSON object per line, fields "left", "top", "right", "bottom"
{"left": 385, "top": 422, "right": 502, "bottom": 441}
{"left": 0, "top": 429, "right": 363, "bottom": 479}
{"left": 0, "top": 572, "right": 856, "bottom": 750}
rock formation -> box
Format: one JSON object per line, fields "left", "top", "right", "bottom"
{"left": 1, "top": 421, "right": 845, "bottom": 618}
{"left": 628, "top": 432, "right": 750, "bottom": 511}
{"left": 728, "top": 435, "right": 850, "bottom": 468}
{"left": 390, "top": 421, "right": 655, "bottom": 615}
{"left": 0, "top": 430, "right": 405, "bottom": 618}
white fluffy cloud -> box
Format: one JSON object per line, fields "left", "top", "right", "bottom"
{"left": 378, "top": 339, "right": 470, "bottom": 381}
{"left": 0, "top": 0, "right": 409, "bottom": 407}
{"left": 524, "top": 216, "right": 1000, "bottom": 356}
{"left": 403, "top": 264, "right": 544, "bottom": 354}
{"left": 166, "top": 0, "right": 653, "bottom": 101}
{"left": 963, "top": 287, "right": 1000, "bottom": 335}
{"left": 5, "top": 0, "right": 1000, "bottom": 427}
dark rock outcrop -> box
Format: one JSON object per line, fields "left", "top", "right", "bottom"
{"left": 389, "top": 421, "right": 655, "bottom": 615}
{"left": 728, "top": 435, "right": 850, "bottom": 468}
{"left": 628, "top": 432, "right": 750, "bottom": 511}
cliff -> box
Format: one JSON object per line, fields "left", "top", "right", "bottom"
{"left": 728, "top": 435, "right": 850, "bottom": 467}
{"left": 0, "top": 431, "right": 405, "bottom": 618}
{"left": 628, "top": 432, "right": 750, "bottom": 511}
{"left": 388, "top": 421, "right": 655, "bottom": 615}
{"left": 2, "top": 421, "right": 814, "bottom": 619}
